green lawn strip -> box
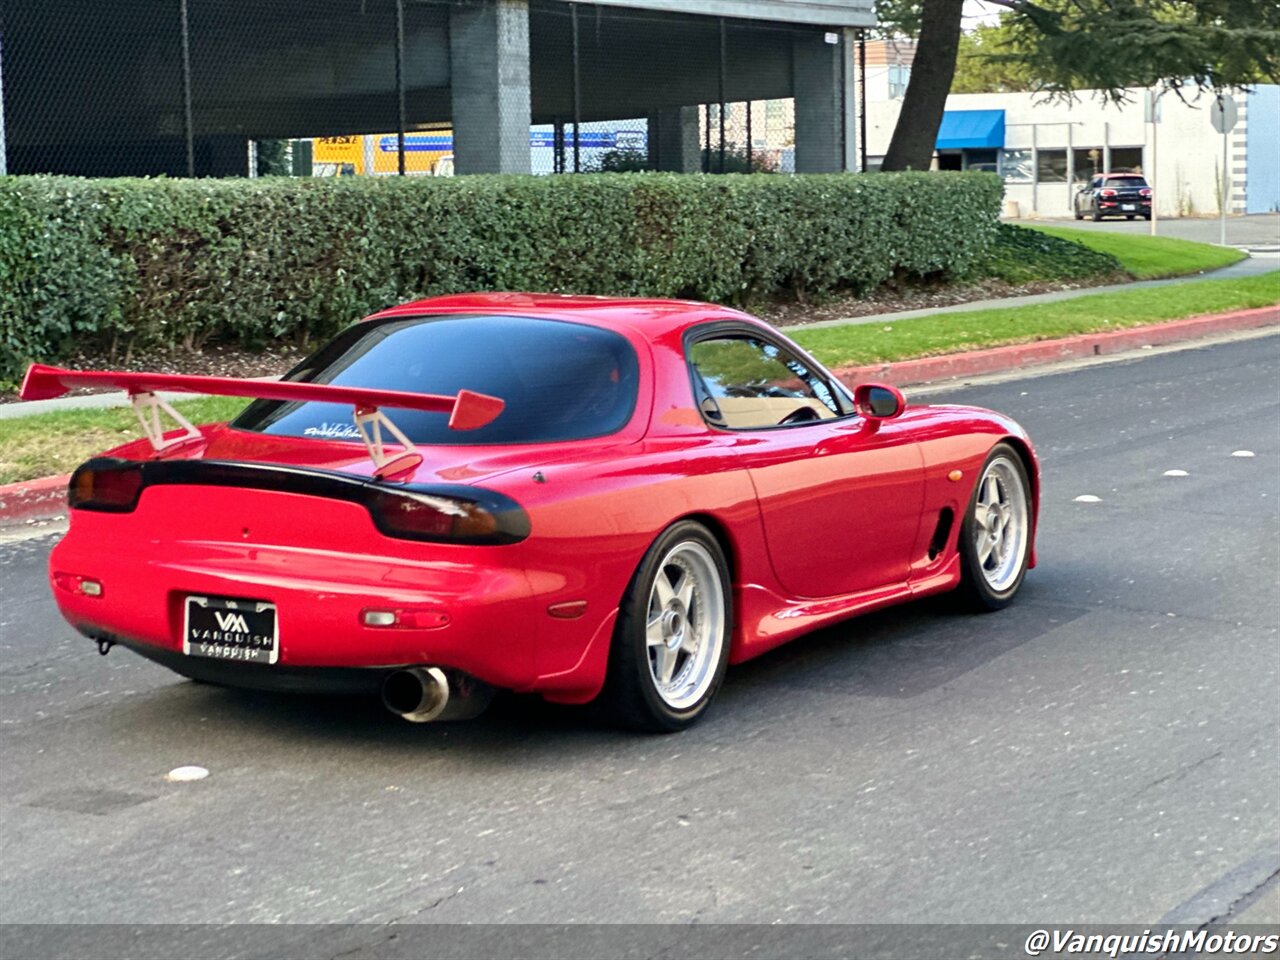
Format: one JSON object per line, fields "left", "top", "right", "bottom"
{"left": 794, "top": 270, "right": 1280, "bottom": 370}
{"left": 1025, "top": 225, "right": 1245, "bottom": 279}
{"left": 4, "top": 272, "right": 1277, "bottom": 486}
{"left": 0, "top": 396, "right": 246, "bottom": 485}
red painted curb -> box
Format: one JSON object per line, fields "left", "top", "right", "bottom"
{"left": 831, "top": 305, "right": 1280, "bottom": 387}
{"left": 0, "top": 473, "right": 69, "bottom": 526}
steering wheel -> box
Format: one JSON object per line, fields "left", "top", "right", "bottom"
{"left": 777, "top": 406, "right": 822, "bottom": 426}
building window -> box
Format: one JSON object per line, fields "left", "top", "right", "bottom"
{"left": 965, "top": 149, "right": 998, "bottom": 173}
{"left": 1037, "top": 149, "right": 1068, "bottom": 182}
{"left": 1074, "top": 147, "right": 1104, "bottom": 181}
{"left": 1001, "top": 149, "right": 1033, "bottom": 182}
{"left": 888, "top": 64, "right": 910, "bottom": 99}
{"left": 1110, "top": 147, "right": 1143, "bottom": 174}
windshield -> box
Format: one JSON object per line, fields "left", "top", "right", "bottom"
{"left": 232, "top": 314, "right": 640, "bottom": 445}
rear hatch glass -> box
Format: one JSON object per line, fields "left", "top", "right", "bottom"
{"left": 1105, "top": 176, "right": 1148, "bottom": 188}
{"left": 233, "top": 314, "right": 639, "bottom": 445}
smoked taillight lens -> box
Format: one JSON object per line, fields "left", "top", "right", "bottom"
{"left": 68, "top": 462, "right": 144, "bottom": 512}
{"left": 367, "top": 489, "right": 529, "bottom": 545}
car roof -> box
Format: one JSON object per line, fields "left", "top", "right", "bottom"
{"left": 368, "top": 292, "right": 760, "bottom": 340}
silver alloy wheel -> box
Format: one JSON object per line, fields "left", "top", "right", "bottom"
{"left": 644, "top": 540, "right": 726, "bottom": 710}
{"left": 973, "top": 456, "right": 1030, "bottom": 593}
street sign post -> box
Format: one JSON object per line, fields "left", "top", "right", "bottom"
{"left": 1145, "top": 90, "right": 1165, "bottom": 236}
{"left": 1210, "top": 94, "right": 1238, "bottom": 246}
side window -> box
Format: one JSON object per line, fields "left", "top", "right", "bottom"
{"left": 688, "top": 335, "right": 842, "bottom": 430}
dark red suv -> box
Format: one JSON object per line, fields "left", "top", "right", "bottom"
{"left": 1074, "top": 173, "right": 1153, "bottom": 221}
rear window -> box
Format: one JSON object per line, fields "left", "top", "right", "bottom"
{"left": 232, "top": 314, "right": 639, "bottom": 445}
{"left": 1105, "top": 176, "right": 1148, "bottom": 187}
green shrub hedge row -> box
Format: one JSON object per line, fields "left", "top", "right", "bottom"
{"left": 0, "top": 171, "right": 1003, "bottom": 385}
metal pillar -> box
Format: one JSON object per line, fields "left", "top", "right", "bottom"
{"left": 395, "top": 0, "right": 406, "bottom": 175}
{"left": 570, "top": 3, "right": 581, "bottom": 172}
{"left": 746, "top": 102, "right": 753, "bottom": 173}
{"left": 704, "top": 104, "right": 711, "bottom": 172}
{"left": 180, "top": 0, "right": 195, "bottom": 177}
{"left": 718, "top": 19, "right": 727, "bottom": 173}
{"left": 0, "top": 31, "right": 7, "bottom": 175}
{"left": 858, "top": 29, "right": 867, "bottom": 172}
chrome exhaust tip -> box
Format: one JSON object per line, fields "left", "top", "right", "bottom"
{"left": 382, "top": 667, "right": 450, "bottom": 723}
{"left": 381, "top": 667, "right": 494, "bottom": 723}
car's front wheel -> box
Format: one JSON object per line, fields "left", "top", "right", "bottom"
{"left": 605, "top": 521, "right": 732, "bottom": 732}
{"left": 957, "top": 444, "right": 1032, "bottom": 611}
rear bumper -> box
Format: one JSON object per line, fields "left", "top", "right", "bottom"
{"left": 48, "top": 502, "right": 607, "bottom": 696}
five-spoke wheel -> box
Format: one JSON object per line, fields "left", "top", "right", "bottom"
{"left": 958, "top": 444, "right": 1032, "bottom": 610}
{"left": 606, "top": 521, "right": 732, "bottom": 731}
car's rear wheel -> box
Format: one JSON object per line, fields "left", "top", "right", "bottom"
{"left": 1074, "top": 208, "right": 1084, "bottom": 221}
{"left": 1126, "top": 214, "right": 1135, "bottom": 220}
{"left": 957, "top": 444, "right": 1032, "bottom": 611}
{"left": 1091, "top": 206, "right": 1103, "bottom": 222}
{"left": 605, "top": 521, "right": 732, "bottom": 732}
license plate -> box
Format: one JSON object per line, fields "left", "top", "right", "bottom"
{"left": 1122, "top": 204, "right": 1136, "bottom": 211}
{"left": 184, "top": 596, "right": 278, "bottom": 664}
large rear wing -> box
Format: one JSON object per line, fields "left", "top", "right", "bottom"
{"left": 20, "top": 364, "right": 505, "bottom": 478}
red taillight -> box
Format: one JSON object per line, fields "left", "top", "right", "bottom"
{"left": 1140, "top": 188, "right": 1152, "bottom": 197}
{"left": 68, "top": 463, "right": 143, "bottom": 512}
{"left": 368, "top": 490, "right": 520, "bottom": 544}
{"left": 1100, "top": 189, "right": 1117, "bottom": 197}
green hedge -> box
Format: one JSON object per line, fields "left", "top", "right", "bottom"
{"left": 0, "top": 171, "right": 1003, "bottom": 385}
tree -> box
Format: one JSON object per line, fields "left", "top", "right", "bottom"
{"left": 950, "top": 23, "right": 1034, "bottom": 93}
{"left": 877, "top": 0, "right": 1280, "bottom": 172}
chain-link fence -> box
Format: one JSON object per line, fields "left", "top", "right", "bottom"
{"left": 1, "top": 0, "right": 872, "bottom": 179}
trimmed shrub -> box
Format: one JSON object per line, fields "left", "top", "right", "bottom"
{"left": 0, "top": 171, "right": 1003, "bottom": 385}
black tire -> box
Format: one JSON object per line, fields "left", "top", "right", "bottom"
{"left": 1126, "top": 214, "right": 1135, "bottom": 220}
{"left": 1074, "top": 209, "right": 1084, "bottom": 221}
{"left": 603, "top": 521, "right": 733, "bottom": 733}
{"left": 1143, "top": 214, "right": 1152, "bottom": 221}
{"left": 956, "top": 444, "right": 1033, "bottom": 612}
{"left": 1091, "top": 206, "right": 1102, "bottom": 222}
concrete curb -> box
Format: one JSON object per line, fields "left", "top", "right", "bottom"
{"left": 1, "top": 304, "right": 1276, "bottom": 528}
{"left": 830, "top": 305, "right": 1280, "bottom": 388}
{"left": 0, "top": 473, "right": 70, "bottom": 527}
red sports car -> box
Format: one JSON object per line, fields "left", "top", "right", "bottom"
{"left": 22, "top": 294, "right": 1039, "bottom": 732}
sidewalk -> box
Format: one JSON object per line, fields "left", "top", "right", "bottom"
{"left": 790, "top": 250, "right": 1278, "bottom": 332}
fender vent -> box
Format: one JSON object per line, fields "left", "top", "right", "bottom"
{"left": 928, "top": 508, "right": 955, "bottom": 561}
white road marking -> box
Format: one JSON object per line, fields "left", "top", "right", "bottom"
{"left": 1163, "top": 470, "right": 1189, "bottom": 477}
{"left": 1074, "top": 495, "right": 1102, "bottom": 502}
{"left": 1231, "top": 450, "right": 1256, "bottom": 458}
{"left": 165, "top": 766, "right": 210, "bottom": 782}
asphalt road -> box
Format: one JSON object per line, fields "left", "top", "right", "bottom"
{"left": 1029, "top": 212, "right": 1279, "bottom": 250}
{"left": 2, "top": 334, "right": 1278, "bottom": 959}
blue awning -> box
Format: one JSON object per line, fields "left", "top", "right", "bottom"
{"left": 936, "top": 110, "right": 1006, "bottom": 149}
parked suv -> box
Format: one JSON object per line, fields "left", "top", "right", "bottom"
{"left": 1074, "top": 173, "right": 1153, "bottom": 221}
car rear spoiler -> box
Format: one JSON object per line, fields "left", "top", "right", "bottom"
{"left": 19, "top": 363, "right": 505, "bottom": 479}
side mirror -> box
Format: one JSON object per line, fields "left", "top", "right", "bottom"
{"left": 853, "top": 383, "right": 906, "bottom": 420}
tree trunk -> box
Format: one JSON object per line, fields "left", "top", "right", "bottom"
{"left": 881, "top": 0, "right": 966, "bottom": 171}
